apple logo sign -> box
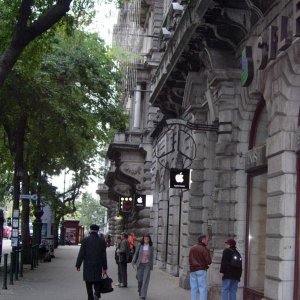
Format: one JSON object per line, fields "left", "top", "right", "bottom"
{"left": 137, "top": 197, "right": 143, "bottom": 204}
{"left": 175, "top": 172, "right": 184, "bottom": 183}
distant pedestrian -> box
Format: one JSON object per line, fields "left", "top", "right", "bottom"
{"left": 132, "top": 233, "right": 154, "bottom": 299}
{"left": 118, "top": 232, "right": 130, "bottom": 287}
{"left": 75, "top": 224, "right": 107, "bottom": 300}
{"left": 220, "top": 239, "right": 242, "bottom": 300}
{"left": 189, "top": 234, "right": 212, "bottom": 300}
{"left": 128, "top": 232, "right": 136, "bottom": 254}
{"left": 106, "top": 234, "right": 112, "bottom": 247}
{"left": 114, "top": 235, "right": 122, "bottom": 286}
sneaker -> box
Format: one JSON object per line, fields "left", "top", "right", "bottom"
{"left": 115, "top": 282, "right": 120, "bottom": 286}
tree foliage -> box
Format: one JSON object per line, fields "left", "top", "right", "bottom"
{"left": 0, "top": 27, "right": 127, "bottom": 201}
{"left": 78, "top": 192, "right": 106, "bottom": 231}
{"left": 0, "top": 0, "right": 122, "bottom": 87}
{"left": 0, "top": 1, "right": 128, "bottom": 249}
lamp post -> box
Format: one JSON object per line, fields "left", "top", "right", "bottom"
{"left": 33, "top": 180, "right": 43, "bottom": 246}
{"left": 0, "top": 210, "right": 4, "bottom": 263}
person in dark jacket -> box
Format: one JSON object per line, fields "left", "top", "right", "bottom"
{"left": 189, "top": 234, "right": 212, "bottom": 300}
{"left": 220, "top": 239, "right": 242, "bottom": 300}
{"left": 76, "top": 224, "right": 107, "bottom": 300}
{"left": 114, "top": 235, "right": 122, "bottom": 286}
{"left": 117, "top": 232, "right": 130, "bottom": 287}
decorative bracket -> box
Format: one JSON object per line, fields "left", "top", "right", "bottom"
{"left": 151, "top": 118, "right": 218, "bottom": 169}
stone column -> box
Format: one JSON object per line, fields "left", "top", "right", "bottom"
{"left": 156, "top": 177, "right": 170, "bottom": 270}
{"left": 180, "top": 110, "right": 208, "bottom": 288}
{"left": 262, "top": 49, "right": 300, "bottom": 300}
{"left": 133, "top": 84, "right": 142, "bottom": 129}
{"left": 207, "top": 70, "right": 246, "bottom": 299}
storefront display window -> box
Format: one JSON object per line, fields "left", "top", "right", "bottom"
{"left": 245, "top": 100, "right": 268, "bottom": 299}
{"left": 247, "top": 173, "right": 267, "bottom": 292}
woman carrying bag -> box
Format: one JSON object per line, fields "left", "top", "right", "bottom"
{"left": 132, "top": 234, "right": 154, "bottom": 299}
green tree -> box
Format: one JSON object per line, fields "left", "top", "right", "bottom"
{"left": 78, "top": 192, "right": 106, "bottom": 232}
{"left": 0, "top": 0, "right": 124, "bottom": 87}
{"left": 0, "top": 28, "right": 127, "bottom": 256}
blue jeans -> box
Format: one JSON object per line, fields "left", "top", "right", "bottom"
{"left": 190, "top": 270, "right": 207, "bottom": 300}
{"left": 221, "top": 279, "right": 238, "bottom": 300}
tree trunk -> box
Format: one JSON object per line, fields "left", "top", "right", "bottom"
{"left": 0, "top": 0, "right": 73, "bottom": 87}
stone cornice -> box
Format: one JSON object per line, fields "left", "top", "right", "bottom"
{"left": 207, "top": 69, "right": 241, "bottom": 89}
{"left": 149, "top": 0, "right": 212, "bottom": 106}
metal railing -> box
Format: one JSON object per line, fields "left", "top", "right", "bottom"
{"left": 31, "top": 244, "right": 39, "bottom": 270}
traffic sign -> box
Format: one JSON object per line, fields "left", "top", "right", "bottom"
{"left": 20, "top": 194, "right": 38, "bottom": 201}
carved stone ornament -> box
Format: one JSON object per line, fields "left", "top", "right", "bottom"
{"left": 120, "top": 162, "right": 144, "bottom": 182}
{"left": 113, "top": 184, "right": 132, "bottom": 196}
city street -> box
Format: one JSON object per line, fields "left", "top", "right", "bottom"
{"left": 0, "top": 242, "right": 190, "bottom": 300}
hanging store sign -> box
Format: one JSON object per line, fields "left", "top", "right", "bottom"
{"left": 296, "top": 126, "right": 300, "bottom": 153}
{"left": 241, "top": 46, "right": 254, "bottom": 87}
{"left": 134, "top": 194, "right": 146, "bottom": 208}
{"left": 241, "top": 1, "right": 300, "bottom": 87}
{"left": 245, "top": 144, "right": 267, "bottom": 172}
{"left": 170, "top": 168, "right": 190, "bottom": 189}
{"left": 119, "top": 196, "right": 134, "bottom": 213}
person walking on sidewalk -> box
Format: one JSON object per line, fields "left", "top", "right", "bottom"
{"left": 220, "top": 239, "right": 242, "bottom": 300}
{"left": 132, "top": 233, "right": 154, "bottom": 300}
{"left": 75, "top": 224, "right": 107, "bottom": 300}
{"left": 128, "top": 232, "right": 136, "bottom": 254}
{"left": 118, "top": 232, "right": 130, "bottom": 287}
{"left": 114, "top": 235, "right": 122, "bottom": 286}
{"left": 189, "top": 234, "right": 212, "bottom": 300}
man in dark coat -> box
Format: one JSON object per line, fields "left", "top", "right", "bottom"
{"left": 76, "top": 224, "right": 107, "bottom": 300}
{"left": 220, "top": 239, "right": 242, "bottom": 300}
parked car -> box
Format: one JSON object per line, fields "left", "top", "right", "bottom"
{"left": 3, "top": 225, "right": 12, "bottom": 239}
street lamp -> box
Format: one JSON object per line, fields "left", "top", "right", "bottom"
{"left": 33, "top": 180, "right": 44, "bottom": 246}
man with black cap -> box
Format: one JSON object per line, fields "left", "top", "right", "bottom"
{"left": 220, "top": 239, "right": 242, "bottom": 300}
{"left": 76, "top": 224, "right": 107, "bottom": 300}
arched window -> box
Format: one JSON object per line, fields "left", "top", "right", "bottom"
{"left": 244, "top": 100, "right": 268, "bottom": 299}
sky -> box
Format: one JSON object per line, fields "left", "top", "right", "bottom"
{"left": 87, "top": 2, "right": 118, "bottom": 45}
{"left": 51, "top": 3, "right": 118, "bottom": 198}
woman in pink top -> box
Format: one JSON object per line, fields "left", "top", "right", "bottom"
{"left": 132, "top": 234, "right": 154, "bottom": 299}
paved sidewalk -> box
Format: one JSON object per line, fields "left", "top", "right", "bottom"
{"left": 1, "top": 244, "right": 190, "bottom": 300}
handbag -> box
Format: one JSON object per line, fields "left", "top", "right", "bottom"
{"left": 127, "top": 251, "right": 133, "bottom": 263}
{"left": 99, "top": 274, "right": 114, "bottom": 293}
{"left": 119, "top": 253, "right": 127, "bottom": 263}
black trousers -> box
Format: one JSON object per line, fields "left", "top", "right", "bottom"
{"left": 117, "top": 262, "right": 122, "bottom": 284}
{"left": 120, "top": 262, "right": 128, "bottom": 286}
{"left": 85, "top": 281, "right": 101, "bottom": 300}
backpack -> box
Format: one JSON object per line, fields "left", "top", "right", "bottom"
{"left": 229, "top": 249, "right": 242, "bottom": 269}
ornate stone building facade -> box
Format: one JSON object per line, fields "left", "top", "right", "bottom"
{"left": 99, "top": 1, "right": 300, "bottom": 299}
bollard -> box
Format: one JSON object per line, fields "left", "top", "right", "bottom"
{"left": 9, "top": 252, "right": 14, "bottom": 285}
{"left": 34, "top": 246, "right": 37, "bottom": 268}
{"left": 34, "top": 245, "right": 39, "bottom": 268}
{"left": 36, "top": 246, "right": 39, "bottom": 267}
{"left": 2, "top": 253, "right": 8, "bottom": 289}
{"left": 31, "top": 244, "right": 39, "bottom": 269}
{"left": 31, "top": 247, "right": 34, "bottom": 270}
{"left": 19, "top": 249, "right": 23, "bottom": 277}
{"left": 15, "top": 249, "right": 19, "bottom": 281}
